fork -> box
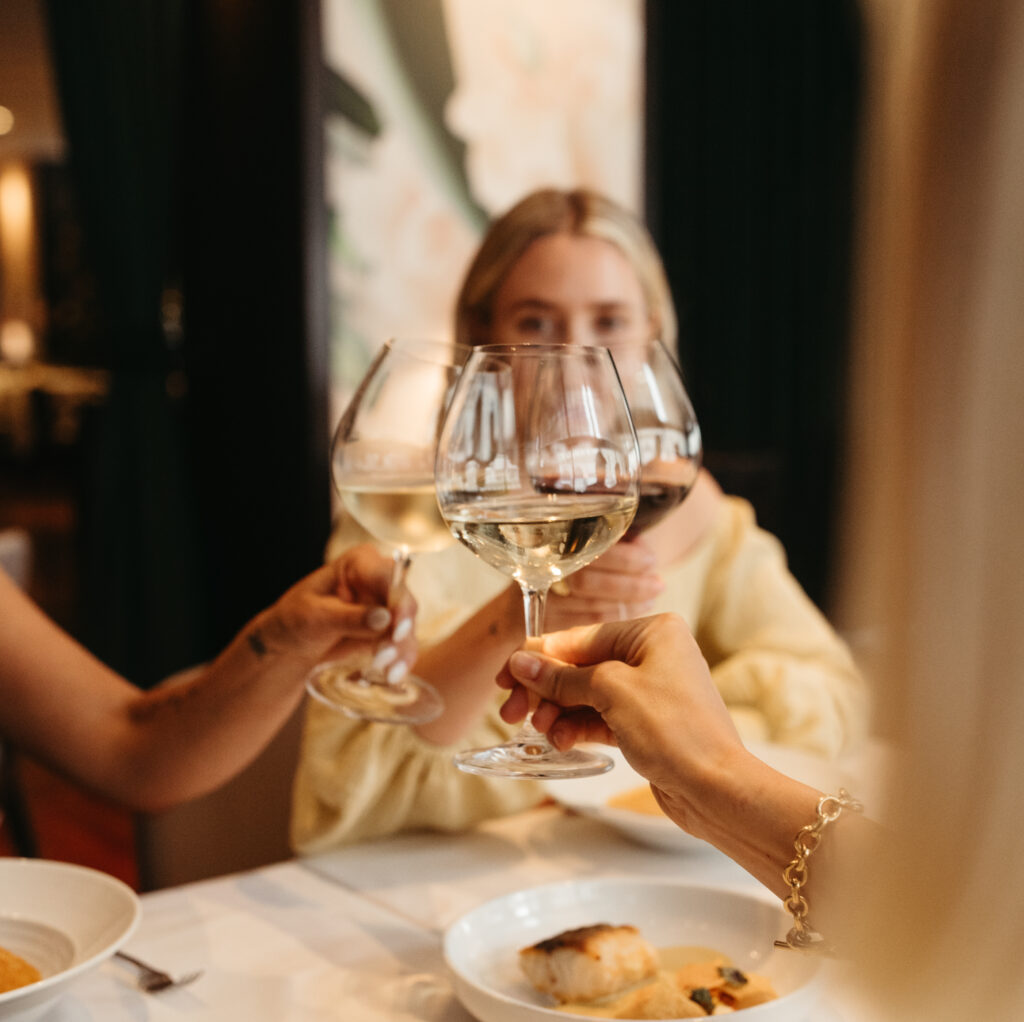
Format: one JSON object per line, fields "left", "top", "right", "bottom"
{"left": 114, "top": 950, "right": 203, "bottom": 993}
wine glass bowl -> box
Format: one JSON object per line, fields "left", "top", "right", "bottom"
{"left": 305, "top": 338, "right": 467, "bottom": 725}
{"left": 607, "top": 338, "right": 702, "bottom": 540}
{"left": 435, "top": 344, "right": 640, "bottom": 778}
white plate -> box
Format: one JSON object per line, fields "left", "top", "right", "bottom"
{"left": 0, "top": 858, "right": 141, "bottom": 1020}
{"left": 543, "top": 743, "right": 852, "bottom": 853}
{"left": 444, "top": 877, "right": 824, "bottom": 1022}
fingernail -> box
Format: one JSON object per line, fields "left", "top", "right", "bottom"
{"left": 387, "top": 660, "right": 409, "bottom": 684}
{"left": 510, "top": 651, "right": 542, "bottom": 680}
{"left": 371, "top": 645, "right": 398, "bottom": 671}
{"left": 392, "top": 616, "right": 413, "bottom": 642}
{"left": 366, "top": 607, "right": 392, "bottom": 631}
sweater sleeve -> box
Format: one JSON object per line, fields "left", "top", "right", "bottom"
{"left": 292, "top": 514, "right": 540, "bottom": 853}
{"left": 290, "top": 696, "right": 544, "bottom": 854}
{"left": 667, "top": 497, "right": 870, "bottom": 759}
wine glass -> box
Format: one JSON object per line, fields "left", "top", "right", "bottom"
{"left": 435, "top": 344, "right": 640, "bottom": 778}
{"left": 607, "top": 338, "right": 702, "bottom": 541}
{"left": 305, "top": 338, "right": 467, "bottom": 724}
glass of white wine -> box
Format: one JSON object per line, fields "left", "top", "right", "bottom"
{"left": 305, "top": 338, "right": 468, "bottom": 724}
{"left": 435, "top": 344, "right": 640, "bottom": 778}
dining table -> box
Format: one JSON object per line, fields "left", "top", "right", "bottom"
{"left": 29, "top": 794, "right": 879, "bottom": 1022}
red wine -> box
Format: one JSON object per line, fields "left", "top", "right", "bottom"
{"left": 625, "top": 481, "right": 693, "bottom": 539}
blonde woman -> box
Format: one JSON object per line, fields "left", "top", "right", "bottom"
{"left": 291, "top": 189, "right": 867, "bottom": 854}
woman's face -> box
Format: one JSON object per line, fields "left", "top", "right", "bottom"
{"left": 489, "top": 233, "right": 653, "bottom": 348}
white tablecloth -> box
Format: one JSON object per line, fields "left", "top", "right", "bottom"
{"left": 33, "top": 806, "right": 871, "bottom": 1021}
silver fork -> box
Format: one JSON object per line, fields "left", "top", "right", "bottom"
{"left": 114, "top": 950, "right": 203, "bottom": 993}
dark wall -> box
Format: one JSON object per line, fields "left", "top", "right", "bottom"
{"left": 181, "top": 0, "right": 331, "bottom": 655}
{"left": 44, "top": 0, "right": 330, "bottom": 680}
{"left": 645, "top": 0, "right": 863, "bottom": 610}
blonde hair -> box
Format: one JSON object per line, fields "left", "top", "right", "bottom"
{"left": 839, "top": 0, "right": 1024, "bottom": 1015}
{"left": 454, "top": 188, "right": 677, "bottom": 348}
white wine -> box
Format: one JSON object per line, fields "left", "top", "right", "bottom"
{"left": 340, "top": 480, "right": 454, "bottom": 553}
{"left": 444, "top": 493, "right": 636, "bottom": 589}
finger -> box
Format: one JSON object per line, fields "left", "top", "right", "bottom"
{"left": 562, "top": 568, "right": 664, "bottom": 602}
{"left": 506, "top": 647, "right": 619, "bottom": 712}
{"left": 335, "top": 543, "right": 395, "bottom": 604}
{"left": 314, "top": 597, "right": 394, "bottom": 639}
{"left": 499, "top": 683, "right": 531, "bottom": 723}
{"left": 524, "top": 618, "right": 650, "bottom": 668}
{"left": 529, "top": 698, "right": 564, "bottom": 733}
{"left": 590, "top": 539, "right": 657, "bottom": 572}
{"left": 545, "top": 601, "right": 657, "bottom": 629}
{"left": 549, "top": 709, "right": 616, "bottom": 751}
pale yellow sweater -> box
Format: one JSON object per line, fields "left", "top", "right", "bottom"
{"left": 290, "top": 496, "right": 867, "bottom": 853}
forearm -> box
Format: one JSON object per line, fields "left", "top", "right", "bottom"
{"left": 413, "top": 585, "right": 523, "bottom": 745}
{"left": 662, "top": 747, "right": 871, "bottom": 938}
{"left": 109, "top": 609, "right": 312, "bottom": 809}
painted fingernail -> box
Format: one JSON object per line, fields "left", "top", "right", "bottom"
{"left": 392, "top": 617, "right": 413, "bottom": 642}
{"left": 366, "top": 607, "right": 392, "bottom": 631}
{"left": 371, "top": 645, "right": 398, "bottom": 671}
{"left": 386, "top": 660, "right": 409, "bottom": 684}
{"left": 510, "top": 651, "right": 542, "bottom": 679}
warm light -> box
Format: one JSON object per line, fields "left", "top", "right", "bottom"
{"left": 0, "top": 319, "right": 35, "bottom": 364}
{"left": 0, "top": 164, "right": 31, "bottom": 227}
{"left": 0, "top": 163, "right": 40, "bottom": 355}
{"left": 0, "top": 107, "right": 13, "bottom": 136}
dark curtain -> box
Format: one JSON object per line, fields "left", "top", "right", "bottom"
{"left": 44, "top": 0, "right": 332, "bottom": 675}
{"left": 645, "top": 0, "right": 863, "bottom": 610}
{"left": 179, "top": 0, "right": 331, "bottom": 651}
{"left": 44, "top": 0, "right": 203, "bottom": 683}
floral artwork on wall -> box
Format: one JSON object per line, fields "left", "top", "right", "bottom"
{"left": 321, "top": 0, "right": 643, "bottom": 417}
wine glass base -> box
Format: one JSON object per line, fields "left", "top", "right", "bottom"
{"left": 453, "top": 739, "right": 614, "bottom": 779}
{"left": 305, "top": 662, "right": 444, "bottom": 725}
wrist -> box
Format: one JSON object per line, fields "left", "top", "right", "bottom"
{"left": 243, "top": 608, "right": 314, "bottom": 670}
{"left": 666, "top": 744, "right": 765, "bottom": 841}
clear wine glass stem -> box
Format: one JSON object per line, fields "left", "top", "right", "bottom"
{"left": 512, "top": 584, "right": 553, "bottom": 753}
{"left": 360, "top": 545, "right": 412, "bottom": 686}
{"left": 389, "top": 547, "right": 412, "bottom": 607}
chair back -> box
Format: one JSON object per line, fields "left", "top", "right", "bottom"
{"left": 135, "top": 680, "right": 306, "bottom": 891}
{"left": 0, "top": 528, "right": 38, "bottom": 856}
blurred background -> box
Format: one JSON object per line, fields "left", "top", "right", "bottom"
{"left": 0, "top": 0, "right": 862, "bottom": 875}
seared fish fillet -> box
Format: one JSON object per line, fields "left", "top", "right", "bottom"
{"left": 519, "top": 923, "right": 659, "bottom": 1003}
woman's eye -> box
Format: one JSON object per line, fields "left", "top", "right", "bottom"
{"left": 595, "top": 314, "right": 630, "bottom": 334}
{"left": 515, "top": 315, "right": 557, "bottom": 337}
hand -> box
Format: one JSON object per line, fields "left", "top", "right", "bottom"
{"left": 259, "top": 544, "right": 418, "bottom": 671}
{"left": 543, "top": 538, "right": 665, "bottom": 630}
{"left": 496, "top": 614, "right": 746, "bottom": 836}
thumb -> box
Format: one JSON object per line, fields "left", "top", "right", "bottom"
{"left": 507, "top": 649, "right": 608, "bottom": 715}
{"left": 293, "top": 594, "right": 393, "bottom": 648}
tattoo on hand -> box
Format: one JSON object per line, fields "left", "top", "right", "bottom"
{"left": 247, "top": 630, "right": 268, "bottom": 657}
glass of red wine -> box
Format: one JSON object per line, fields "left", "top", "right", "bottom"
{"left": 607, "top": 338, "right": 702, "bottom": 540}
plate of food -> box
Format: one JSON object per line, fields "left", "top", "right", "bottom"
{"left": 543, "top": 743, "right": 853, "bottom": 853}
{"left": 444, "top": 877, "right": 824, "bottom": 1022}
{"left": 0, "top": 858, "right": 141, "bottom": 1020}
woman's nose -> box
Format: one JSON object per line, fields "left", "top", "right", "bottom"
{"left": 564, "top": 318, "right": 595, "bottom": 347}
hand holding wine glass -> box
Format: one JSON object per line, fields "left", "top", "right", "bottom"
{"left": 305, "top": 338, "right": 467, "bottom": 724}
{"left": 435, "top": 343, "right": 640, "bottom": 778}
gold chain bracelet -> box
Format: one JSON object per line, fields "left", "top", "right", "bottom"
{"left": 774, "top": 788, "right": 863, "bottom": 953}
